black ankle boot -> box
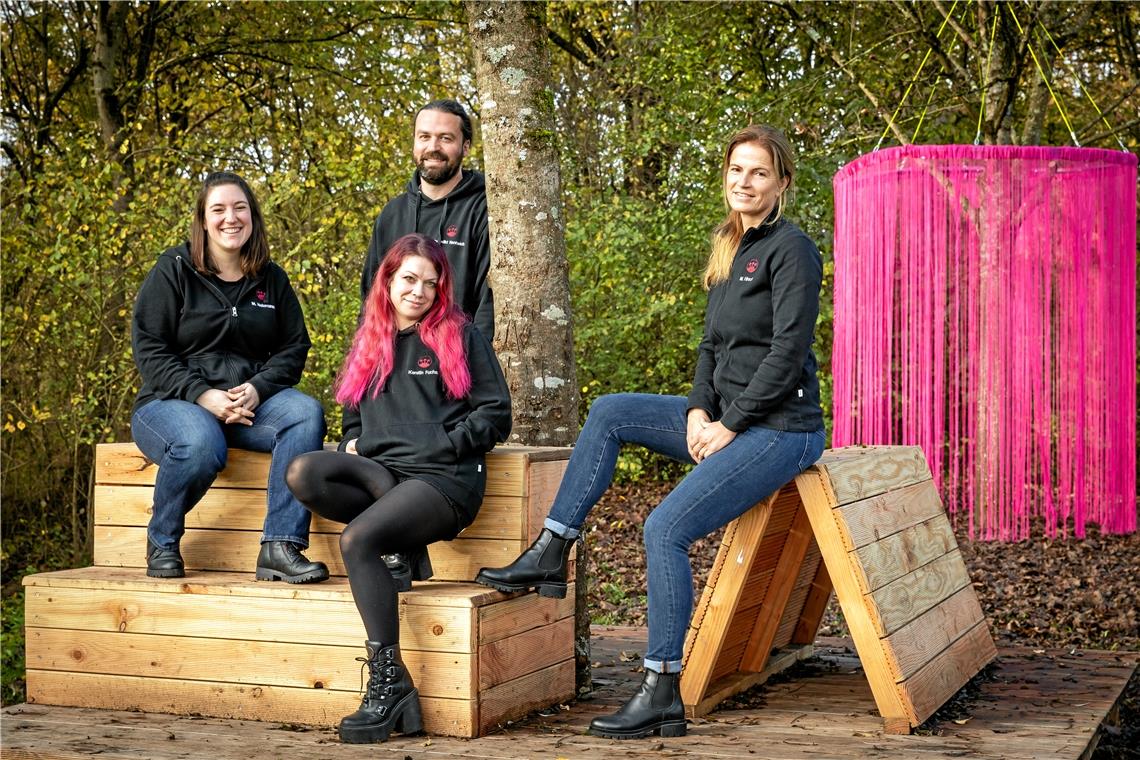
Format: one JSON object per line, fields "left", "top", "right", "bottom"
{"left": 339, "top": 641, "right": 424, "bottom": 744}
{"left": 588, "top": 669, "right": 686, "bottom": 739}
{"left": 255, "top": 541, "right": 329, "bottom": 584}
{"left": 475, "top": 528, "right": 573, "bottom": 598}
{"left": 382, "top": 548, "right": 433, "bottom": 593}
{"left": 146, "top": 539, "right": 185, "bottom": 578}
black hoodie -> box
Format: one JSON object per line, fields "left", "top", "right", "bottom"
{"left": 132, "top": 244, "right": 312, "bottom": 413}
{"left": 687, "top": 218, "right": 824, "bottom": 433}
{"left": 340, "top": 323, "right": 512, "bottom": 525}
{"left": 360, "top": 170, "right": 494, "bottom": 338}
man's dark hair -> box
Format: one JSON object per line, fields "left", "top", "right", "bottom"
{"left": 416, "top": 99, "right": 473, "bottom": 145}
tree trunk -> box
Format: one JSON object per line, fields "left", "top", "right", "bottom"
{"left": 466, "top": 0, "right": 579, "bottom": 446}
{"left": 466, "top": 0, "right": 588, "bottom": 696}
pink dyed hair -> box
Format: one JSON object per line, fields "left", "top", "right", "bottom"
{"left": 336, "top": 234, "right": 471, "bottom": 405}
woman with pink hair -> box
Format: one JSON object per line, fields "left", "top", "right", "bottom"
{"left": 286, "top": 233, "right": 511, "bottom": 744}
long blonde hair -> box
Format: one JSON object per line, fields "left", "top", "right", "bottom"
{"left": 703, "top": 125, "right": 795, "bottom": 290}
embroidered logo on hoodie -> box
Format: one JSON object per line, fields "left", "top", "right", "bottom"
{"left": 409, "top": 355, "right": 439, "bottom": 376}
{"left": 446, "top": 224, "right": 459, "bottom": 239}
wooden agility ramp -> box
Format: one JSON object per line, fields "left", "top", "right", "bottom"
{"left": 682, "top": 445, "right": 996, "bottom": 733}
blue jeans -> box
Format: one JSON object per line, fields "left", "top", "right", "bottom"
{"left": 131, "top": 388, "right": 326, "bottom": 549}
{"left": 545, "top": 393, "right": 825, "bottom": 673}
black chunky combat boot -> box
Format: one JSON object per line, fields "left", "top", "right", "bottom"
{"left": 588, "top": 669, "right": 686, "bottom": 739}
{"left": 255, "top": 541, "right": 329, "bottom": 584}
{"left": 382, "top": 548, "right": 433, "bottom": 592}
{"left": 339, "top": 641, "right": 424, "bottom": 744}
{"left": 474, "top": 528, "right": 573, "bottom": 598}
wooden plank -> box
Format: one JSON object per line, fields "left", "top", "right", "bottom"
{"left": 525, "top": 458, "right": 569, "bottom": 543}
{"left": 477, "top": 658, "right": 575, "bottom": 735}
{"left": 854, "top": 512, "right": 958, "bottom": 593}
{"left": 478, "top": 616, "right": 575, "bottom": 689}
{"left": 794, "top": 466, "right": 912, "bottom": 728}
{"left": 772, "top": 545, "right": 822, "bottom": 648}
{"left": 898, "top": 620, "right": 997, "bottom": 726}
{"left": 26, "top": 670, "right": 477, "bottom": 737}
{"left": 25, "top": 628, "right": 475, "bottom": 699}
{"left": 883, "top": 586, "right": 991, "bottom": 682}
{"left": 95, "top": 444, "right": 273, "bottom": 489}
{"left": 679, "top": 491, "right": 778, "bottom": 709}
{"left": 92, "top": 526, "right": 523, "bottom": 581}
{"left": 791, "top": 553, "right": 832, "bottom": 644}
{"left": 94, "top": 486, "right": 526, "bottom": 541}
{"left": 22, "top": 566, "right": 500, "bottom": 607}
{"left": 869, "top": 548, "right": 973, "bottom": 637}
{"left": 478, "top": 584, "right": 575, "bottom": 645}
{"left": 685, "top": 644, "right": 814, "bottom": 718}
{"left": 837, "top": 479, "right": 945, "bottom": 550}
{"left": 815, "top": 446, "right": 929, "bottom": 505}
{"left": 740, "top": 498, "right": 815, "bottom": 672}
{"left": 24, "top": 585, "right": 473, "bottom": 652}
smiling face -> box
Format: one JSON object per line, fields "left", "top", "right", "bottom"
{"left": 203, "top": 183, "right": 253, "bottom": 260}
{"left": 388, "top": 254, "right": 439, "bottom": 329}
{"left": 724, "top": 141, "right": 789, "bottom": 230}
{"left": 413, "top": 108, "right": 469, "bottom": 189}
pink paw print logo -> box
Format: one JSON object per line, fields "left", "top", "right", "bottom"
{"left": 256, "top": 290, "right": 266, "bottom": 301}
{"left": 745, "top": 259, "right": 759, "bottom": 274}
{"left": 418, "top": 356, "right": 433, "bottom": 369}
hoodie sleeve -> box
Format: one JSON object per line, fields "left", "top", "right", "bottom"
{"left": 719, "top": 234, "right": 821, "bottom": 432}
{"left": 131, "top": 254, "right": 214, "bottom": 405}
{"left": 246, "top": 267, "right": 311, "bottom": 403}
{"left": 686, "top": 295, "right": 718, "bottom": 416}
{"left": 470, "top": 213, "right": 496, "bottom": 340}
{"left": 340, "top": 404, "right": 363, "bottom": 451}
{"left": 447, "top": 326, "right": 512, "bottom": 458}
{"left": 361, "top": 213, "right": 386, "bottom": 305}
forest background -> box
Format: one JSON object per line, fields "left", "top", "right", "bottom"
{"left": 2, "top": 1, "right": 1137, "bottom": 707}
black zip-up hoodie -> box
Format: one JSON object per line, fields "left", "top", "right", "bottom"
{"left": 340, "top": 323, "right": 511, "bottom": 526}
{"left": 687, "top": 217, "right": 824, "bottom": 433}
{"left": 360, "top": 170, "right": 494, "bottom": 338}
{"left": 132, "top": 243, "right": 312, "bottom": 413}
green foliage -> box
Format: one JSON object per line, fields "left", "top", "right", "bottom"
{"left": 2, "top": 590, "right": 26, "bottom": 706}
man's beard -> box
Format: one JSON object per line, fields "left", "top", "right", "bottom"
{"left": 418, "top": 152, "right": 462, "bottom": 185}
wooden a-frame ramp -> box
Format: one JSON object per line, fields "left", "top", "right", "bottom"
{"left": 681, "top": 445, "right": 996, "bottom": 733}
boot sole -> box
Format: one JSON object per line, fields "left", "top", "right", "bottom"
{"left": 255, "top": 567, "right": 329, "bottom": 584}
{"left": 588, "top": 719, "right": 686, "bottom": 739}
{"left": 338, "top": 690, "right": 424, "bottom": 744}
{"left": 146, "top": 567, "right": 185, "bottom": 579}
{"left": 474, "top": 573, "right": 567, "bottom": 599}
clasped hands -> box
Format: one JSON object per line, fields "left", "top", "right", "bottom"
{"left": 197, "top": 383, "right": 260, "bottom": 426}
{"left": 686, "top": 409, "right": 736, "bottom": 464}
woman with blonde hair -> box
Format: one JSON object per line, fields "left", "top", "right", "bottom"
{"left": 477, "top": 125, "right": 826, "bottom": 740}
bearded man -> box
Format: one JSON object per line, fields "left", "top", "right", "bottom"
{"left": 359, "top": 99, "right": 493, "bottom": 339}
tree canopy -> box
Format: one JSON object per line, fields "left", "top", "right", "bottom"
{"left": 2, "top": 0, "right": 1136, "bottom": 571}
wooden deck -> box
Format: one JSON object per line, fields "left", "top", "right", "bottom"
{"left": 4, "top": 628, "right": 1135, "bottom": 760}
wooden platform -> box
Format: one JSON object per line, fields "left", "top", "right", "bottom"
{"left": 92, "top": 442, "right": 571, "bottom": 580}
{"left": 21, "top": 443, "right": 577, "bottom": 738}
{"left": 4, "top": 628, "right": 1135, "bottom": 760}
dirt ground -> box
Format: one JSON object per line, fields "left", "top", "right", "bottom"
{"left": 580, "top": 479, "right": 1140, "bottom": 759}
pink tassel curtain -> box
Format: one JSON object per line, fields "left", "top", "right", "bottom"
{"left": 832, "top": 145, "right": 1137, "bottom": 540}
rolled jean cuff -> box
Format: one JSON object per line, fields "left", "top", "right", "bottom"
{"left": 261, "top": 534, "right": 309, "bottom": 548}
{"left": 643, "top": 657, "right": 683, "bottom": 674}
{"left": 543, "top": 517, "right": 579, "bottom": 540}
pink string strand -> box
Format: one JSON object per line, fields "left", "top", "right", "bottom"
{"left": 832, "top": 145, "right": 1137, "bottom": 541}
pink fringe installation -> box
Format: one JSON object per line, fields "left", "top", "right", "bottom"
{"left": 831, "top": 145, "right": 1137, "bottom": 541}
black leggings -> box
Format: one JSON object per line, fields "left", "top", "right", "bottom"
{"left": 285, "top": 450, "right": 460, "bottom": 643}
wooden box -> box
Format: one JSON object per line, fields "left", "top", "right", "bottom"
{"left": 23, "top": 568, "right": 576, "bottom": 737}
{"left": 91, "top": 443, "right": 569, "bottom": 580}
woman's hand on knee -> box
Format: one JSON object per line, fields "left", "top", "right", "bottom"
{"left": 692, "top": 420, "right": 736, "bottom": 463}
{"left": 686, "top": 409, "right": 711, "bottom": 461}
{"left": 227, "top": 382, "right": 260, "bottom": 412}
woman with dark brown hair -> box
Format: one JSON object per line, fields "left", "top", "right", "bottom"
{"left": 131, "top": 171, "right": 327, "bottom": 583}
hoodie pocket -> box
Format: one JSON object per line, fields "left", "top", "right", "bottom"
{"left": 362, "top": 423, "right": 457, "bottom": 466}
